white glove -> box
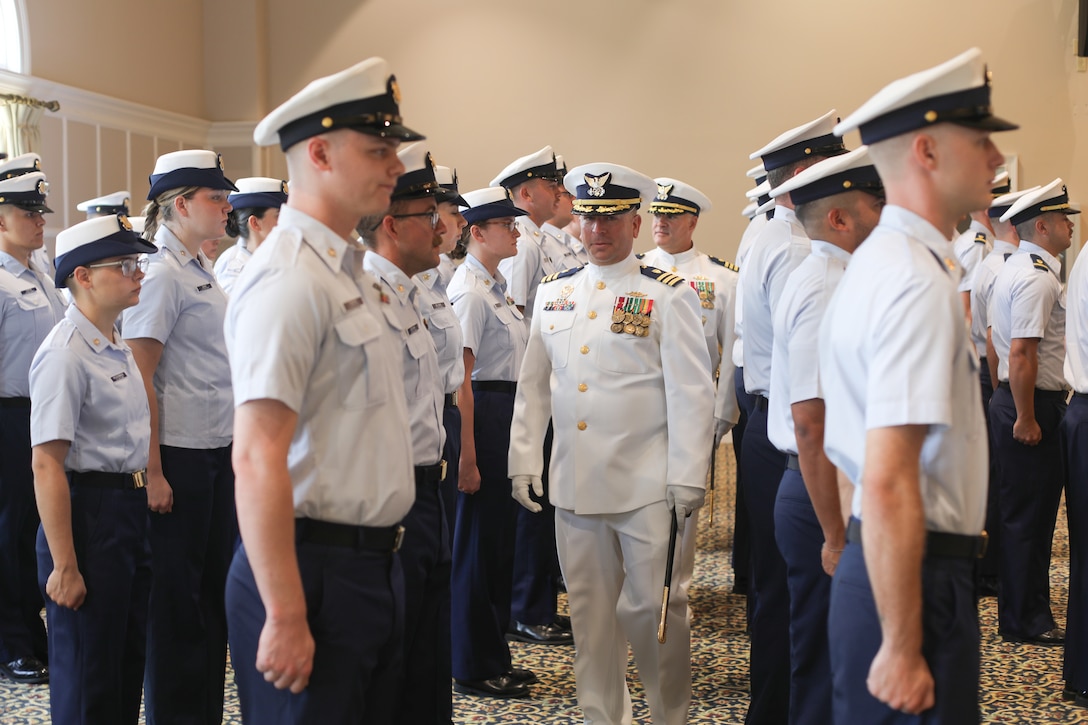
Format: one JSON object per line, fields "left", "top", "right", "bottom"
{"left": 713, "top": 417, "right": 733, "bottom": 447}
{"left": 666, "top": 484, "right": 705, "bottom": 522}
{"left": 511, "top": 475, "right": 544, "bottom": 513}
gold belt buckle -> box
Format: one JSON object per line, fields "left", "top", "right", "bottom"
{"left": 978, "top": 529, "right": 989, "bottom": 559}
{"left": 132, "top": 469, "right": 148, "bottom": 489}
{"left": 392, "top": 525, "right": 405, "bottom": 553}
{"left": 440, "top": 459, "right": 448, "bottom": 482}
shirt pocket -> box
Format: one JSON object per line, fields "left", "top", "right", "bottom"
{"left": 404, "top": 324, "right": 432, "bottom": 399}
{"left": 541, "top": 311, "right": 576, "bottom": 369}
{"left": 13, "top": 287, "right": 49, "bottom": 312}
{"left": 334, "top": 309, "right": 387, "bottom": 410}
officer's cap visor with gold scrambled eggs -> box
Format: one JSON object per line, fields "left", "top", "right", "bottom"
{"left": 564, "top": 163, "right": 657, "bottom": 216}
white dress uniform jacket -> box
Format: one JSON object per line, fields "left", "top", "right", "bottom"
{"left": 820, "top": 206, "right": 988, "bottom": 535}
{"left": 225, "top": 206, "right": 414, "bottom": 527}
{"left": 768, "top": 240, "right": 851, "bottom": 454}
{"left": 640, "top": 245, "right": 741, "bottom": 427}
{"left": 988, "top": 242, "right": 1067, "bottom": 390}
{"left": 742, "top": 206, "right": 811, "bottom": 396}
{"left": 498, "top": 217, "right": 581, "bottom": 318}
{"left": 509, "top": 254, "right": 714, "bottom": 515}
{"left": 969, "top": 239, "right": 1017, "bottom": 358}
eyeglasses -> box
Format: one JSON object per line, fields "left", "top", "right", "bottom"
{"left": 85, "top": 257, "right": 149, "bottom": 277}
{"left": 479, "top": 220, "right": 518, "bottom": 232}
{"left": 391, "top": 210, "right": 441, "bottom": 229}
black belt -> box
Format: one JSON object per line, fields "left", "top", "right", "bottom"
{"left": 70, "top": 470, "right": 148, "bottom": 490}
{"left": 0, "top": 397, "right": 30, "bottom": 409}
{"left": 444, "top": 392, "right": 458, "bottom": 408}
{"left": 415, "top": 461, "right": 446, "bottom": 485}
{"left": 846, "top": 517, "right": 987, "bottom": 559}
{"left": 754, "top": 395, "right": 769, "bottom": 412}
{"left": 295, "top": 518, "right": 404, "bottom": 553}
{"left": 472, "top": 380, "right": 516, "bottom": 394}
{"left": 996, "top": 381, "right": 1067, "bottom": 400}
{"left": 786, "top": 454, "right": 800, "bottom": 471}
{"left": 1074, "top": 392, "right": 1088, "bottom": 400}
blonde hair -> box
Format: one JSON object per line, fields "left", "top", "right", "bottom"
{"left": 140, "top": 185, "right": 200, "bottom": 241}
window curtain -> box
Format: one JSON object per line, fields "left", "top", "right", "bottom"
{"left": 0, "top": 94, "right": 58, "bottom": 156}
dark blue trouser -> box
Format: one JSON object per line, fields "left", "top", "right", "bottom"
{"left": 226, "top": 541, "right": 405, "bottom": 724}
{"left": 829, "top": 541, "right": 979, "bottom": 724}
{"left": 511, "top": 423, "right": 560, "bottom": 626}
{"left": 741, "top": 398, "right": 790, "bottom": 725}
{"left": 37, "top": 482, "right": 151, "bottom": 725}
{"left": 145, "top": 445, "right": 236, "bottom": 725}
{"left": 732, "top": 367, "right": 753, "bottom": 590}
{"left": 989, "top": 386, "right": 1066, "bottom": 638}
{"left": 0, "top": 405, "right": 47, "bottom": 665}
{"left": 439, "top": 404, "right": 461, "bottom": 544}
{"left": 451, "top": 389, "right": 517, "bottom": 681}
{"left": 977, "top": 360, "right": 1001, "bottom": 583}
{"left": 1063, "top": 394, "right": 1088, "bottom": 689}
{"left": 774, "top": 467, "right": 832, "bottom": 725}
{"left": 396, "top": 476, "right": 453, "bottom": 725}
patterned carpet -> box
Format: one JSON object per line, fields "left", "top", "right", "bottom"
{"left": 1, "top": 444, "right": 1086, "bottom": 723}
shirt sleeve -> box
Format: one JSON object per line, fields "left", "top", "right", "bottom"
{"left": 30, "top": 345, "right": 86, "bottom": 447}
{"left": 451, "top": 288, "right": 490, "bottom": 356}
{"left": 121, "top": 259, "right": 182, "bottom": 343}
{"left": 1010, "top": 273, "right": 1060, "bottom": 340}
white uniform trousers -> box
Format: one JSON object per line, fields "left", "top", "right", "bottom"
{"left": 556, "top": 502, "right": 691, "bottom": 725}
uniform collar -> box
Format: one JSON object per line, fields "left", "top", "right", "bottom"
{"left": 651, "top": 244, "right": 698, "bottom": 267}
{"left": 1018, "top": 240, "right": 1062, "bottom": 276}
{"left": 879, "top": 205, "right": 955, "bottom": 258}
{"left": 67, "top": 303, "right": 127, "bottom": 354}
{"left": 279, "top": 205, "right": 356, "bottom": 274}
{"left": 992, "top": 239, "right": 1018, "bottom": 255}
{"left": 464, "top": 253, "right": 506, "bottom": 291}
{"left": 809, "top": 239, "right": 854, "bottom": 264}
{"left": 414, "top": 266, "right": 440, "bottom": 289}
{"left": 588, "top": 252, "right": 641, "bottom": 284}
{"left": 0, "top": 250, "right": 32, "bottom": 276}
{"left": 517, "top": 216, "right": 547, "bottom": 245}
{"left": 363, "top": 251, "right": 415, "bottom": 304}
{"left": 156, "top": 224, "right": 213, "bottom": 272}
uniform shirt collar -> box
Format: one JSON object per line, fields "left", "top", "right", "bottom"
{"left": 155, "top": 224, "right": 213, "bottom": 271}
{"left": 588, "top": 251, "right": 641, "bottom": 284}
{"left": 992, "top": 239, "right": 1018, "bottom": 256}
{"left": 67, "top": 303, "right": 127, "bottom": 354}
{"left": 0, "top": 250, "right": 31, "bottom": 276}
{"left": 518, "top": 216, "right": 546, "bottom": 243}
{"left": 364, "top": 251, "right": 415, "bottom": 303}
{"left": 809, "top": 238, "right": 854, "bottom": 264}
{"left": 1018, "top": 240, "right": 1062, "bottom": 276}
{"left": 278, "top": 205, "right": 356, "bottom": 274}
{"left": 414, "top": 266, "right": 440, "bottom": 289}
{"left": 652, "top": 244, "right": 698, "bottom": 267}
{"left": 879, "top": 205, "right": 955, "bottom": 257}
{"left": 464, "top": 253, "right": 507, "bottom": 291}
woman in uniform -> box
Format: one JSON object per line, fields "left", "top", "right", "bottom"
{"left": 32, "top": 213, "right": 158, "bottom": 724}
{"left": 213, "top": 177, "right": 287, "bottom": 295}
{"left": 0, "top": 162, "right": 66, "bottom": 685}
{"left": 448, "top": 187, "right": 534, "bottom": 699}
{"left": 122, "top": 150, "right": 237, "bottom": 725}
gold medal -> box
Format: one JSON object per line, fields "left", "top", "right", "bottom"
{"left": 698, "top": 290, "right": 708, "bottom": 301}
{"left": 701, "top": 300, "right": 712, "bottom": 309}
{"left": 638, "top": 315, "right": 650, "bottom": 327}
{"left": 624, "top": 323, "right": 636, "bottom": 335}
{"left": 624, "top": 312, "right": 634, "bottom": 324}
{"left": 637, "top": 326, "right": 649, "bottom": 337}
{"left": 612, "top": 310, "right": 625, "bottom": 324}
{"left": 611, "top": 322, "right": 624, "bottom": 333}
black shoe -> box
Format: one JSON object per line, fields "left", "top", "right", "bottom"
{"left": 553, "top": 614, "right": 571, "bottom": 630}
{"left": 1002, "top": 627, "right": 1066, "bottom": 646}
{"left": 454, "top": 673, "right": 530, "bottom": 698}
{"left": 0, "top": 657, "right": 48, "bottom": 684}
{"left": 507, "top": 621, "right": 574, "bottom": 645}
{"left": 509, "top": 667, "right": 539, "bottom": 685}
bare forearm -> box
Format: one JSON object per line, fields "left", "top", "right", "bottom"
{"left": 793, "top": 402, "right": 844, "bottom": 547}
{"left": 1009, "top": 346, "right": 1038, "bottom": 421}
{"left": 986, "top": 329, "right": 999, "bottom": 391}
{"left": 32, "top": 448, "right": 77, "bottom": 569}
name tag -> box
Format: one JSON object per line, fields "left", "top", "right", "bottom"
{"left": 196, "top": 283, "right": 213, "bottom": 292}
{"left": 343, "top": 297, "right": 364, "bottom": 311}
{"left": 407, "top": 324, "right": 419, "bottom": 335}
{"left": 431, "top": 302, "right": 446, "bottom": 309}
{"left": 20, "top": 287, "right": 37, "bottom": 295}
{"left": 111, "top": 372, "right": 128, "bottom": 382}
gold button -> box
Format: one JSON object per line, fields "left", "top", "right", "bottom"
{"left": 578, "top": 383, "right": 587, "bottom": 392}
{"left": 671, "top": 266, "right": 677, "bottom": 273}
{"left": 588, "top": 311, "right": 597, "bottom": 320}
{"left": 577, "top": 421, "right": 587, "bottom": 431}
{"left": 596, "top": 281, "right": 605, "bottom": 290}
{"left": 93, "top": 338, "right": 101, "bottom": 346}
{"left": 397, "top": 284, "right": 405, "bottom": 293}
{"left": 924, "top": 110, "right": 938, "bottom": 122}
{"left": 580, "top": 345, "right": 589, "bottom": 355}
{"left": 549, "top": 324, "right": 555, "bottom": 330}
{"left": 327, "top": 248, "right": 336, "bottom": 257}
{"left": 422, "top": 273, "right": 431, "bottom": 280}
{"left": 180, "top": 251, "right": 187, "bottom": 256}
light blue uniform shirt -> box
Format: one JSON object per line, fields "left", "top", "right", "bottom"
{"left": 499, "top": 217, "right": 581, "bottom": 318}
{"left": 820, "top": 206, "right": 988, "bottom": 535}
{"left": 0, "top": 251, "right": 67, "bottom": 397}
{"left": 122, "top": 225, "right": 233, "bottom": 448}
{"left": 364, "top": 251, "right": 445, "bottom": 467}
{"left": 952, "top": 218, "right": 991, "bottom": 293}
{"left": 1066, "top": 246, "right": 1088, "bottom": 393}
{"left": 30, "top": 304, "right": 150, "bottom": 473}
{"left": 741, "top": 206, "right": 810, "bottom": 396}
{"left": 969, "top": 239, "right": 1017, "bottom": 358}
{"left": 414, "top": 260, "right": 465, "bottom": 394}
{"left": 448, "top": 254, "right": 528, "bottom": 381}
{"left": 226, "top": 206, "right": 414, "bottom": 527}
{"left": 988, "top": 241, "right": 1067, "bottom": 390}
{"left": 732, "top": 211, "right": 770, "bottom": 368}
{"left": 212, "top": 238, "right": 252, "bottom": 296}
{"left": 768, "top": 240, "right": 851, "bottom": 455}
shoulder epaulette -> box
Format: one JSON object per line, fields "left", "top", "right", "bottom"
{"left": 1030, "top": 254, "right": 1051, "bottom": 273}
{"left": 709, "top": 255, "right": 740, "bottom": 273}
{"left": 974, "top": 232, "right": 988, "bottom": 245}
{"left": 640, "top": 265, "right": 684, "bottom": 287}
{"left": 540, "top": 266, "right": 583, "bottom": 284}
{"left": 635, "top": 252, "right": 646, "bottom": 260}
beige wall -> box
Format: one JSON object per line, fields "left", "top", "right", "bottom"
{"left": 26, "top": 0, "right": 205, "bottom": 117}
{"left": 18, "top": 0, "right": 1088, "bottom": 260}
